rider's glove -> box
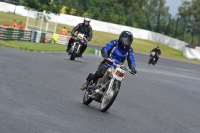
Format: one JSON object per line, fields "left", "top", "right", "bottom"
{"left": 72, "top": 36, "right": 76, "bottom": 40}
{"left": 102, "top": 53, "right": 108, "bottom": 58}
{"left": 71, "top": 33, "right": 75, "bottom": 37}
{"left": 130, "top": 68, "right": 137, "bottom": 74}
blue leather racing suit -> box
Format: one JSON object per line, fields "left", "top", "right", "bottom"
{"left": 87, "top": 39, "right": 136, "bottom": 83}
{"left": 102, "top": 39, "right": 136, "bottom": 69}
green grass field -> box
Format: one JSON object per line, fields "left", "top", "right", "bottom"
{"left": 0, "top": 11, "right": 199, "bottom": 63}
{"left": 0, "top": 40, "right": 93, "bottom": 54}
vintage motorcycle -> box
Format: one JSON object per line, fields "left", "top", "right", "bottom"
{"left": 82, "top": 58, "right": 137, "bottom": 112}
{"left": 148, "top": 51, "right": 156, "bottom": 65}
{"left": 68, "top": 32, "right": 87, "bottom": 60}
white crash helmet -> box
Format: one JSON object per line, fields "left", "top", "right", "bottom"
{"left": 84, "top": 16, "right": 91, "bottom": 23}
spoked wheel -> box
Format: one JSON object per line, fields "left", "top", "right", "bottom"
{"left": 83, "top": 90, "right": 93, "bottom": 105}
{"left": 99, "top": 82, "right": 119, "bottom": 112}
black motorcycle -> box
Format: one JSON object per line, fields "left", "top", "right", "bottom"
{"left": 68, "top": 32, "right": 87, "bottom": 60}
{"left": 82, "top": 58, "right": 137, "bottom": 112}
{"left": 148, "top": 52, "right": 156, "bottom": 65}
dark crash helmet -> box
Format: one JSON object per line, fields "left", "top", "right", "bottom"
{"left": 119, "top": 31, "right": 134, "bottom": 49}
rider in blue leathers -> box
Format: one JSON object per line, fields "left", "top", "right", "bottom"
{"left": 101, "top": 40, "right": 135, "bottom": 69}
{"left": 80, "top": 31, "right": 137, "bottom": 90}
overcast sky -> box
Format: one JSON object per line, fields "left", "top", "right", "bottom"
{"left": 165, "top": 0, "right": 182, "bottom": 16}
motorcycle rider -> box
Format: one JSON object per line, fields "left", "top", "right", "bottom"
{"left": 80, "top": 31, "right": 137, "bottom": 90}
{"left": 66, "top": 16, "right": 93, "bottom": 58}
{"left": 150, "top": 46, "right": 161, "bottom": 64}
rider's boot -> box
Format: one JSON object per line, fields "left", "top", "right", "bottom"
{"left": 66, "top": 42, "right": 72, "bottom": 53}
{"left": 80, "top": 73, "right": 94, "bottom": 91}
{"left": 79, "top": 45, "right": 87, "bottom": 58}
{"left": 80, "top": 82, "right": 87, "bottom": 90}
{"left": 80, "top": 79, "right": 101, "bottom": 91}
{"left": 90, "top": 78, "right": 102, "bottom": 91}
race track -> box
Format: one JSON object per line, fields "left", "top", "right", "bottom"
{"left": 0, "top": 47, "right": 200, "bottom": 133}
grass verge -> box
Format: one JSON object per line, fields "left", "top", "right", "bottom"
{"left": 0, "top": 40, "right": 94, "bottom": 54}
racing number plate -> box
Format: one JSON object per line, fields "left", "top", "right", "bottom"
{"left": 77, "top": 33, "right": 84, "bottom": 39}
{"left": 113, "top": 68, "right": 126, "bottom": 81}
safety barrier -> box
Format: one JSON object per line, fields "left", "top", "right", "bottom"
{"left": 0, "top": 26, "right": 50, "bottom": 44}
{"left": 180, "top": 44, "right": 200, "bottom": 60}
{"left": 183, "top": 46, "right": 200, "bottom": 60}
{"left": 30, "top": 30, "right": 46, "bottom": 43}
{"left": 50, "top": 33, "right": 70, "bottom": 45}
{"left": 46, "top": 32, "right": 54, "bottom": 43}
{"left": 0, "top": 26, "right": 31, "bottom": 41}
{"left": 0, "top": 26, "right": 69, "bottom": 45}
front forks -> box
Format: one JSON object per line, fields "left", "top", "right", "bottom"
{"left": 71, "top": 43, "right": 81, "bottom": 53}
{"left": 101, "top": 78, "right": 115, "bottom": 101}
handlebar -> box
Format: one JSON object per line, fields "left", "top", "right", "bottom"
{"left": 104, "top": 58, "right": 138, "bottom": 76}
{"left": 74, "top": 35, "right": 87, "bottom": 42}
{"left": 68, "top": 31, "right": 87, "bottom": 42}
{"left": 105, "top": 58, "right": 115, "bottom": 64}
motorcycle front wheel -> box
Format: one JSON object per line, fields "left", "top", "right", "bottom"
{"left": 70, "top": 50, "right": 76, "bottom": 60}
{"left": 148, "top": 58, "right": 151, "bottom": 64}
{"left": 83, "top": 90, "right": 93, "bottom": 105}
{"left": 148, "top": 57, "right": 154, "bottom": 64}
{"left": 99, "top": 81, "right": 120, "bottom": 112}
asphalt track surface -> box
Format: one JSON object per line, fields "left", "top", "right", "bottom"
{"left": 88, "top": 44, "right": 102, "bottom": 50}
{"left": 0, "top": 47, "right": 200, "bottom": 133}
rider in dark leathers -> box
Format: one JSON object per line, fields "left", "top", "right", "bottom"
{"left": 150, "top": 46, "right": 161, "bottom": 64}
{"left": 80, "top": 31, "right": 137, "bottom": 90}
{"left": 66, "top": 16, "right": 93, "bottom": 57}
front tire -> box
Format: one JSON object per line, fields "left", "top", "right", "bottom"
{"left": 152, "top": 58, "right": 156, "bottom": 65}
{"left": 148, "top": 58, "right": 151, "bottom": 65}
{"left": 99, "top": 81, "right": 121, "bottom": 112}
{"left": 70, "top": 50, "right": 76, "bottom": 60}
{"left": 83, "top": 90, "right": 93, "bottom": 105}
{"left": 148, "top": 57, "right": 153, "bottom": 65}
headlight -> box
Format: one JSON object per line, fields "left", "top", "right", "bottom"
{"left": 107, "top": 68, "right": 114, "bottom": 73}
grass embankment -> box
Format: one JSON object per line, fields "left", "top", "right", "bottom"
{"left": 0, "top": 12, "right": 199, "bottom": 63}
{"left": 0, "top": 41, "right": 93, "bottom": 54}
